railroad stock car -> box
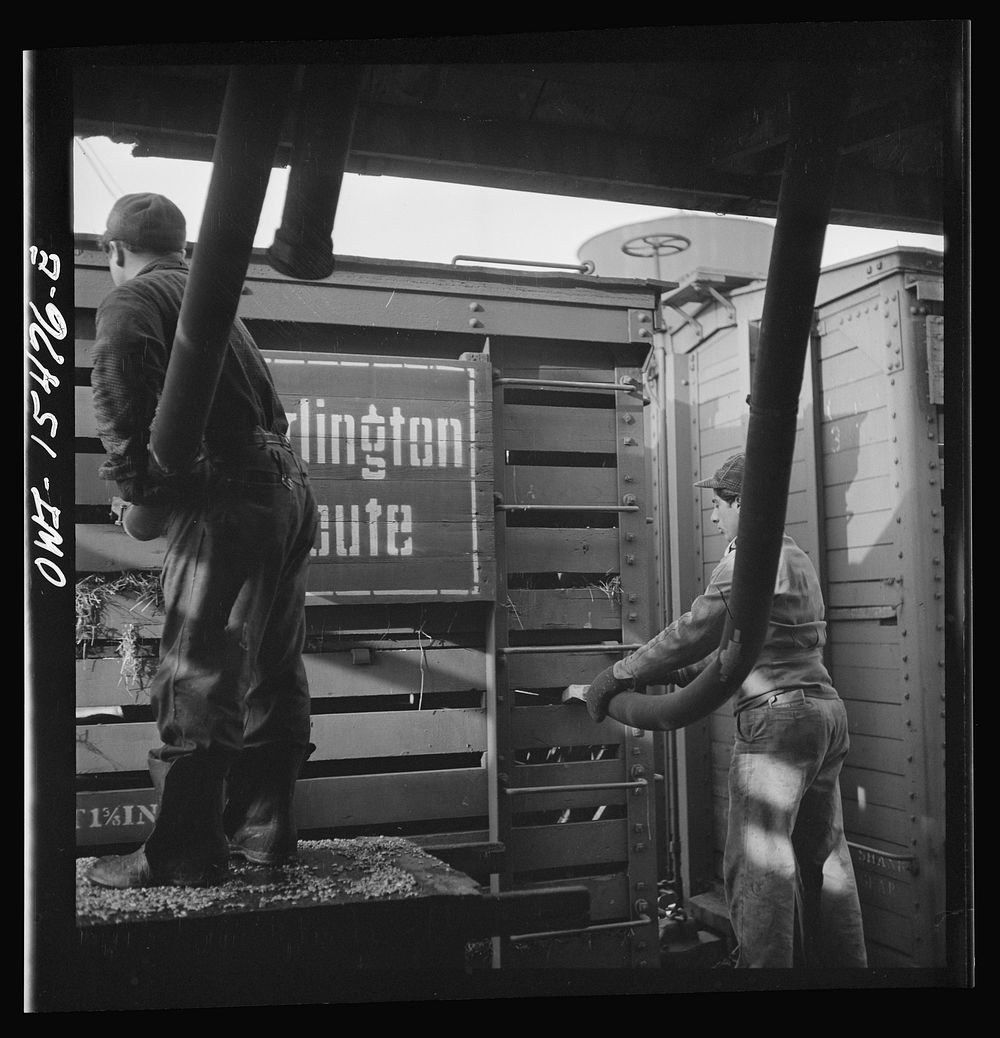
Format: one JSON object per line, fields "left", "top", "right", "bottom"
{"left": 71, "top": 212, "right": 955, "bottom": 972}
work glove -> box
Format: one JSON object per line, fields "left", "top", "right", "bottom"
{"left": 584, "top": 666, "right": 634, "bottom": 723}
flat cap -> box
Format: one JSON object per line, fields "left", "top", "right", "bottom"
{"left": 694, "top": 453, "right": 745, "bottom": 494}
{"left": 102, "top": 193, "right": 186, "bottom": 253}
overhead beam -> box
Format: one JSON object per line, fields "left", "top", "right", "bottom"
{"left": 76, "top": 100, "right": 944, "bottom": 234}
{"left": 346, "top": 104, "right": 944, "bottom": 233}
{"left": 704, "top": 84, "right": 946, "bottom": 171}
{"left": 72, "top": 39, "right": 951, "bottom": 237}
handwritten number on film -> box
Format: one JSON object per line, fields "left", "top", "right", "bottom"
{"left": 28, "top": 247, "right": 67, "bottom": 587}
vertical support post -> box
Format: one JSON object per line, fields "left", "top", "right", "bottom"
{"left": 664, "top": 346, "right": 714, "bottom": 897}
{"left": 800, "top": 333, "right": 827, "bottom": 589}
{"left": 488, "top": 341, "right": 513, "bottom": 968}
{"left": 886, "top": 277, "right": 948, "bottom": 966}
{"left": 615, "top": 365, "right": 660, "bottom": 968}
{"left": 645, "top": 343, "right": 680, "bottom": 891}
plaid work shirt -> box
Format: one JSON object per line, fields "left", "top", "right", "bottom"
{"left": 90, "top": 258, "right": 288, "bottom": 503}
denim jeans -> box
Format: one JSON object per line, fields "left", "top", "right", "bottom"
{"left": 724, "top": 692, "right": 868, "bottom": 968}
{"left": 149, "top": 434, "right": 318, "bottom": 772}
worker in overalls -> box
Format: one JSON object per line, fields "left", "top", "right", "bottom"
{"left": 85, "top": 193, "right": 318, "bottom": 888}
{"left": 585, "top": 453, "right": 868, "bottom": 968}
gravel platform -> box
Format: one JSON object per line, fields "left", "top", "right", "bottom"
{"left": 77, "top": 836, "right": 475, "bottom": 925}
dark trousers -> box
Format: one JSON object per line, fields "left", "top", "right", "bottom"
{"left": 148, "top": 434, "right": 318, "bottom": 776}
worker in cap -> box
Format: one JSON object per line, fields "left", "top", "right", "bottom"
{"left": 85, "top": 193, "right": 319, "bottom": 889}
{"left": 583, "top": 451, "right": 868, "bottom": 969}
{"left": 101, "top": 192, "right": 188, "bottom": 260}
{"left": 692, "top": 451, "right": 745, "bottom": 494}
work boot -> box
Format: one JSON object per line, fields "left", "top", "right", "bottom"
{"left": 86, "top": 754, "right": 230, "bottom": 889}
{"left": 224, "top": 743, "right": 314, "bottom": 865}
{"left": 85, "top": 845, "right": 227, "bottom": 889}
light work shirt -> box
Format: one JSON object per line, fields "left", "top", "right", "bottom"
{"left": 612, "top": 534, "right": 838, "bottom": 712}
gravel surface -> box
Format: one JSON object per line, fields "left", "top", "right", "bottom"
{"left": 77, "top": 837, "right": 449, "bottom": 924}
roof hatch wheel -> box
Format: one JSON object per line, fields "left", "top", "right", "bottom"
{"left": 621, "top": 233, "right": 692, "bottom": 259}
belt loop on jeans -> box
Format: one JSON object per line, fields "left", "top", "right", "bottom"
{"left": 737, "top": 688, "right": 806, "bottom": 714}
{"left": 766, "top": 688, "right": 805, "bottom": 706}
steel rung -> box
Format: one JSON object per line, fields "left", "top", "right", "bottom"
{"left": 505, "top": 779, "right": 648, "bottom": 795}
{"left": 508, "top": 914, "right": 654, "bottom": 943}
{"left": 495, "top": 377, "right": 641, "bottom": 393}
{"left": 499, "top": 644, "right": 642, "bottom": 656}
{"left": 496, "top": 504, "right": 639, "bottom": 512}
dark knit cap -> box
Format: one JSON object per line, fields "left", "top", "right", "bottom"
{"left": 694, "top": 453, "right": 745, "bottom": 495}
{"left": 101, "top": 193, "right": 187, "bottom": 253}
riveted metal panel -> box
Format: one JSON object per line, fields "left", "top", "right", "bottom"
{"left": 814, "top": 257, "right": 947, "bottom": 969}
{"left": 665, "top": 248, "right": 959, "bottom": 967}
{"left": 881, "top": 272, "right": 947, "bottom": 968}
{"left": 615, "top": 365, "right": 661, "bottom": 966}
{"left": 924, "top": 315, "right": 945, "bottom": 406}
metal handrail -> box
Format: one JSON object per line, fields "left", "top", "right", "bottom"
{"left": 494, "top": 376, "right": 640, "bottom": 393}
{"left": 451, "top": 254, "right": 595, "bottom": 275}
{"left": 504, "top": 779, "right": 648, "bottom": 795}
{"left": 496, "top": 503, "right": 639, "bottom": 513}
{"left": 508, "top": 914, "right": 654, "bottom": 943}
{"left": 499, "top": 643, "right": 642, "bottom": 656}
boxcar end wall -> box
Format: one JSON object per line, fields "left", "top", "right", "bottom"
{"left": 654, "top": 247, "right": 948, "bottom": 970}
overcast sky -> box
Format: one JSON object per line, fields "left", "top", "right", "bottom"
{"left": 73, "top": 136, "right": 945, "bottom": 273}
